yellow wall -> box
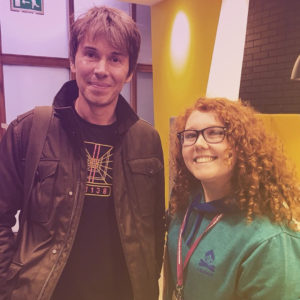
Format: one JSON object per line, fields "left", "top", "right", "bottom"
{"left": 259, "top": 114, "right": 300, "bottom": 180}
{"left": 151, "top": 0, "right": 222, "bottom": 199}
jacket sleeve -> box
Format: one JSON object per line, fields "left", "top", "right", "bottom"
{"left": 0, "top": 122, "right": 24, "bottom": 293}
{"left": 162, "top": 242, "right": 175, "bottom": 300}
{"left": 153, "top": 132, "right": 166, "bottom": 279}
{"left": 236, "top": 231, "right": 300, "bottom": 299}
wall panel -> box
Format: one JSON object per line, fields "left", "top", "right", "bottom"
{"left": 0, "top": 0, "right": 69, "bottom": 58}
{"left": 4, "top": 65, "right": 69, "bottom": 124}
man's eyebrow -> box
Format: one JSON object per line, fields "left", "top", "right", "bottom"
{"left": 83, "top": 46, "right": 97, "bottom": 51}
{"left": 82, "top": 46, "right": 126, "bottom": 56}
{"left": 111, "top": 51, "right": 126, "bottom": 56}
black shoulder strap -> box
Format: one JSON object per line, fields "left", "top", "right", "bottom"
{"left": 23, "top": 106, "right": 53, "bottom": 204}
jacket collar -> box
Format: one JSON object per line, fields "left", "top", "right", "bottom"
{"left": 53, "top": 80, "right": 139, "bottom": 135}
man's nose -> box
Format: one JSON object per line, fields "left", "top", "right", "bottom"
{"left": 94, "top": 59, "right": 108, "bottom": 75}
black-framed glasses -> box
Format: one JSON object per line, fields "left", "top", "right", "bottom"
{"left": 177, "top": 126, "right": 227, "bottom": 146}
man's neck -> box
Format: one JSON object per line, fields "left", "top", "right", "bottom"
{"left": 74, "top": 98, "right": 117, "bottom": 125}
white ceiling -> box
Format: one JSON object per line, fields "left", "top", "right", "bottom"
{"left": 119, "top": 0, "right": 164, "bottom": 6}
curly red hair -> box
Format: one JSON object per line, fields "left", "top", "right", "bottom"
{"left": 170, "top": 98, "right": 300, "bottom": 230}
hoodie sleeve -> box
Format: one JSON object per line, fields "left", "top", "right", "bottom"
{"left": 236, "top": 230, "right": 300, "bottom": 300}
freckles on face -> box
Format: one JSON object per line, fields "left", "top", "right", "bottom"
{"left": 181, "top": 110, "right": 236, "bottom": 184}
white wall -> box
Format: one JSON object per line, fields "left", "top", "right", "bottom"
{"left": 136, "top": 5, "right": 154, "bottom": 125}
{"left": 206, "top": 0, "right": 249, "bottom": 100}
{"left": 0, "top": 0, "right": 69, "bottom": 57}
{"left": 4, "top": 66, "right": 69, "bottom": 124}
{"left": 74, "top": 0, "right": 130, "bottom": 17}
{"left": 137, "top": 5, "right": 152, "bottom": 64}
{"left": 137, "top": 72, "right": 154, "bottom": 125}
{"left": 0, "top": 0, "right": 70, "bottom": 125}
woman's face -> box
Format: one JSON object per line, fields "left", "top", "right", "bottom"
{"left": 181, "top": 110, "right": 236, "bottom": 186}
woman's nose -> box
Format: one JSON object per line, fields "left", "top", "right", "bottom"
{"left": 194, "top": 133, "right": 209, "bottom": 149}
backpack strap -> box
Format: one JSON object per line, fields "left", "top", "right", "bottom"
{"left": 23, "top": 106, "right": 53, "bottom": 204}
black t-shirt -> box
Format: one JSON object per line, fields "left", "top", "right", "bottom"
{"left": 52, "top": 112, "right": 133, "bottom": 300}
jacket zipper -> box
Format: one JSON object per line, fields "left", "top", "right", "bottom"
{"left": 37, "top": 181, "right": 81, "bottom": 300}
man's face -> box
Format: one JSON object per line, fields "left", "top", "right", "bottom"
{"left": 71, "top": 34, "right": 132, "bottom": 111}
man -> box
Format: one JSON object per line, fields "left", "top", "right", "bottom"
{"left": 0, "top": 6, "right": 165, "bottom": 300}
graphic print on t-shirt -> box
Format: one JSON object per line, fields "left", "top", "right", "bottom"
{"left": 84, "top": 141, "right": 113, "bottom": 197}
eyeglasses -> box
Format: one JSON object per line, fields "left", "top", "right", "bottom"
{"left": 177, "top": 126, "right": 227, "bottom": 146}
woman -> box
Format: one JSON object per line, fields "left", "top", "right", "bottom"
{"left": 164, "top": 98, "right": 300, "bottom": 300}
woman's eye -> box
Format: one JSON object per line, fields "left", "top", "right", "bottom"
{"left": 185, "top": 132, "right": 197, "bottom": 139}
{"left": 207, "top": 129, "right": 222, "bottom": 136}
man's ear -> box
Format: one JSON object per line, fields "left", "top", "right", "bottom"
{"left": 70, "top": 60, "right": 76, "bottom": 73}
{"left": 125, "top": 72, "right": 133, "bottom": 83}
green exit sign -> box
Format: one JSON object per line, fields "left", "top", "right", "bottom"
{"left": 11, "top": 0, "right": 44, "bottom": 15}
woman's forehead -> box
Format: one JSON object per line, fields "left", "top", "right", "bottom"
{"left": 185, "top": 110, "right": 223, "bottom": 128}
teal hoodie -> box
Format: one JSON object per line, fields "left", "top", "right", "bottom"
{"left": 167, "top": 194, "right": 300, "bottom": 300}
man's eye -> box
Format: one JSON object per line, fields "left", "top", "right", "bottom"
{"left": 111, "top": 56, "right": 120, "bottom": 63}
{"left": 85, "top": 51, "right": 96, "bottom": 58}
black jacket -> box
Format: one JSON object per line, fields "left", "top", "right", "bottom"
{"left": 0, "top": 81, "right": 165, "bottom": 299}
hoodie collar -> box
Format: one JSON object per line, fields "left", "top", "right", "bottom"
{"left": 190, "top": 192, "right": 239, "bottom": 214}
{"left": 183, "top": 190, "right": 239, "bottom": 246}
{"left": 53, "top": 80, "right": 139, "bottom": 134}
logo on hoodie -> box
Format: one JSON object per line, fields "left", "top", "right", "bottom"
{"left": 198, "top": 249, "right": 216, "bottom": 276}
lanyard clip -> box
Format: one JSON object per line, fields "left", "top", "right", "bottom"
{"left": 175, "top": 284, "right": 184, "bottom": 300}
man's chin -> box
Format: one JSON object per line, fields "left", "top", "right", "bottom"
{"left": 84, "top": 96, "right": 116, "bottom": 108}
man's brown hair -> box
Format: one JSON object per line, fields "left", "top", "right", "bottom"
{"left": 70, "top": 6, "right": 141, "bottom": 77}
